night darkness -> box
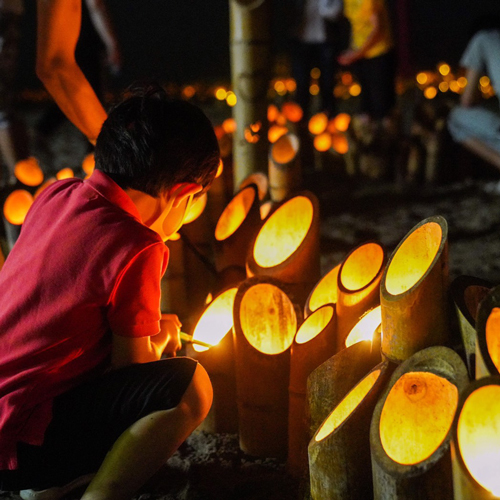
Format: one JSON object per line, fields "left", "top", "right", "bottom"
{"left": 16, "top": 1, "right": 500, "bottom": 91}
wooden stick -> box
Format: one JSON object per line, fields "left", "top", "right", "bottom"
{"left": 179, "top": 332, "right": 213, "bottom": 349}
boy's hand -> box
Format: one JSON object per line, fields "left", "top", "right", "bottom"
{"left": 159, "top": 314, "right": 182, "bottom": 357}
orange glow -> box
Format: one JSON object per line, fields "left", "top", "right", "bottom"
{"left": 244, "top": 127, "right": 260, "bottom": 143}
{"left": 310, "top": 67, "right": 321, "bottom": 79}
{"left": 14, "top": 157, "right": 44, "bottom": 186}
{"left": 239, "top": 283, "right": 297, "bottom": 355}
{"left": 385, "top": 222, "right": 442, "bottom": 295}
{"left": 380, "top": 371, "right": 458, "bottom": 465}
{"left": 260, "top": 200, "right": 273, "bottom": 220}
{"left": 215, "top": 186, "right": 256, "bottom": 241}
{"left": 182, "top": 85, "right": 196, "bottom": 99}
{"left": 82, "top": 153, "right": 95, "bottom": 176}
{"left": 314, "top": 132, "right": 332, "bottom": 152}
{"left": 253, "top": 196, "right": 313, "bottom": 268}
{"left": 308, "top": 263, "right": 341, "bottom": 312}
{"left": 56, "top": 168, "right": 74, "bottom": 180}
{"left": 486, "top": 308, "right": 500, "bottom": 373}
{"left": 480, "top": 76, "right": 490, "bottom": 87}
{"left": 274, "top": 80, "right": 286, "bottom": 94}
{"left": 424, "top": 87, "right": 437, "bottom": 99}
{"left": 169, "top": 232, "right": 181, "bottom": 241}
{"left": 281, "top": 102, "right": 303, "bottom": 123}
{"left": 345, "top": 305, "right": 382, "bottom": 348}
{"left": 295, "top": 305, "right": 334, "bottom": 344}
{"left": 332, "top": 134, "right": 349, "bottom": 154}
{"left": 183, "top": 192, "right": 207, "bottom": 225}
{"left": 416, "top": 72, "right": 428, "bottom": 85}
{"left": 192, "top": 287, "right": 238, "bottom": 352}
{"left": 315, "top": 369, "right": 381, "bottom": 441}
{"left": 214, "top": 125, "right": 225, "bottom": 140}
{"left": 271, "top": 134, "right": 299, "bottom": 164}
{"left": 457, "top": 385, "right": 500, "bottom": 496}
{"left": 438, "top": 63, "right": 451, "bottom": 76}
{"left": 215, "top": 159, "right": 224, "bottom": 178}
{"left": 310, "top": 84, "right": 320, "bottom": 96}
{"left": 457, "top": 77, "right": 468, "bottom": 88}
{"left": 349, "top": 84, "right": 361, "bottom": 97}
{"left": 3, "top": 190, "right": 34, "bottom": 225}
{"left": 333, "top": 113, "right": 351, "bottom": 132}
{"left": 268, "top": 124, "right": 288, "bottom": 143}
{"left": 268, "top": 104, "right": 279, "bottom": 123}
{"left": 34, "top": 177, "right": 57, "bottom": 198}
{"left": 308, "top": 112, "right": 328, "bottom": 135}
{"left": 439, "top": 81, "right": 449, "bottom": 92}
{"left": 285, "top": 78, "right": 297, "bottom": 93}
{"left": 215, "top": 87, "right": 227, "bottom": 100}
{"left": 341, "top": 72, "right": 353, "bottom": 86}
{"left": 226, "top": 93, "right": 237, "bottom": 107}
{"left": 340, "top": 243, "right": 384, "bottom": 292}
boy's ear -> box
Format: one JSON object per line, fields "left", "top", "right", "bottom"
{"left": 169, "top": 183, "right": 203, "bottom": 208}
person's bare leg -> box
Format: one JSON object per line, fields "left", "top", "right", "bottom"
{"left": 81, "top": 362, "right": 213, "bottom": 500}
{"left": 462, "top": 137, "right": 500, "bottom": 172}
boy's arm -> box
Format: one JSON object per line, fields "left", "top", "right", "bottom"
{"left": 460, "top": 67, "right": 481, "bottom": 107}
{"left": 36, "top": 0, "right": 107, "bottom": 144}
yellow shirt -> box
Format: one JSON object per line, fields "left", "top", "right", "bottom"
{"left": 344, "top": 0, "right": 393, "bottom": 59}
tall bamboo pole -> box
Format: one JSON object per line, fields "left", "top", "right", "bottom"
{"left": 229, "top": 0, "right": 271, "bottom": 188}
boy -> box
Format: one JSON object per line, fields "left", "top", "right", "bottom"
{"left": 0, "top": 83, "right": 219, "bottom": 500}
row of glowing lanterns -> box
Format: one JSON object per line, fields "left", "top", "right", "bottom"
{"left": 165, "top": 175, "right": 500, "bottom": 498}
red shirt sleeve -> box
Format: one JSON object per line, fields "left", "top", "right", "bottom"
{"left": 107, "top": 242, "right": 169, "bottom": 338}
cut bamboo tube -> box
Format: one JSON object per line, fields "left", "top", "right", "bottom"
{"left": 246, "top": 191, "right": 321, "bottom": 308}
{"left": 229, "top": 0, "right": 271, "bottom": 188}
{"left": 475, "top": 284, "right": 500, "bottom": 379}
{"left": 288, "top": 304, "right": 337, "bottom": 477}
{"left": 268, "top": 132, "right": 301, "bottom": 202}
{"left": 233, "top": 275, "right": 302, "bottom": 459}
{"left": 185, "top": 286, "right": 239, "bottom": 434}
{"left": 214, "top": 183, "right": 262, "bottom": 274}
{"left": 344, "top": 304, "right": 382, "bottom": 350}
{"left": 307, "top": 340, "right": 382, "bottom": 440}
{"left": 336, "top": 241, "right": 386, "bottom": 348}
{"left": 309, "top": 361, "right": 392, "bottom": 500}
{"left": 451, "top": 376, "right": 500, "bottom": 500}
{"left": 304, "top": 262, "right": 341, "bottom": 318}
{"left": 239, "top": 171, "right": 269, "bottom": 201}
{"left": 450, "top": 275, "right": 492, "bottom": 379}
{"left": 380, "top": 216, "right": 450, "bottom": 363}
{"left": 370, "top": 346, "right": 469, "bottom": 500}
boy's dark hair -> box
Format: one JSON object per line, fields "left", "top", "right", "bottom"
{"left": 94, "top": 83, "right": 220, "bottom": 197}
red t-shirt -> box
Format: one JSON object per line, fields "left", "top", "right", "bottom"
{"left": 0, "top": 170, "right": 169, "bottom": 470}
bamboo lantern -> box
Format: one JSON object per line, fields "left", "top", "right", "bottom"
{"left": 450, "top": 275, "right": 492, "bottom": 379}
{"left": 475, "top": 285, "right": 500, "bottom": 379}
{"left": 380, "top": 216, "right": 450, "bottom": 363}
{"left": 3, "top": 189, "right": 33, "bottom": 226}
{"left": 233, "top": 275, "right": 301, "bottom": 459}
{"left": 268, "top": 132, "right": 301, "bottom": 203}
{"left": 288, "top": 304, "right": 337, "bottom": 477}
{"left": 82, "top": 152, "right": 95, "bottom": 177}
{"left": 14, "top": 157, "right": 43, "bottom": 186}
{"left": 281, "top": 101, "right": 303, "bottom": 125}
{"left": 185, "top": 287, "right": 239, "bottom": 433}
{"left": 246, "top": 191, "right": 321, "bottom": 308}
{"left": 304, "top": 262, "right": 341, "bottom": 317}
{"left": 451, "top": 377, "right": 500, "bottom": 499}
{"left": 336, "top": 241, "right": 386, "bottom": 347}
{"left": 370, "top": 346, "right": 469, "bottom": 500}
{"left": 309, "top": 361, "right": 391, "bottom": 500}
{"left": 229, "top": 0, "right": 271, "bottom": 187}
{"left": 268, "top": 124, "right": 288, "bottom": 144}
{"left": 239, "top": 171, "right": 269, "bottom": 201}
{"left": 214, "top": 184, "right": 262, "bottom": 281}
{"left": 307, "top": 340, "right": 382, "bottom": 441}
{"left": 344, "top": 304, "right": 382, "bottom": 350}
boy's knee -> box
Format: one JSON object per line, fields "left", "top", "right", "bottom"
{"left": 179, "top": 363, "right": 213, "bottom": 424}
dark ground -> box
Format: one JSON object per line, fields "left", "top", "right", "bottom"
{"left": 2, "top": 94, "right": 500, "bottom": 499}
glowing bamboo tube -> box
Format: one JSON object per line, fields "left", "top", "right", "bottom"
{"left": 475, "top": 285, "right": 500, "bottom": 379}
{"left": 304, "top": 263, "right": 341, "bottom": 317}
{"left": 281, "top": 101, "right": 303, "bottom": 123}
{"left": 233, "top": 275, "right": 301, "bottom": 459}
{"left": 14, "top": 157, "right": 43, "bottom": 186}
{"left": 246, "top": 191, "right": 321, "bottom": 308}
{"left": 380, "top": 216, "right": 450, "bottom": 363}
{"left": 239, "top": 171, "right": 269, "bottom": 201}
{"left": 336, "top": 241, "right": 386, "bottom": 348}
{"left": 344, "top": 305, "right": 382, "bottom": 349}
{"left": 185, "top": 287, "right": 239, "bottom": 433}
{"left": 268, "top": 132, "right": 301, "bottom": 202}
{"left": 288, "top": 304, "right": 336, "bottom": 477}
{"left": 370, "top": 346, "right": 468, "bottom": 499}
{"left": 309, "top": 361, "right": 391, "bottom": 500}
{"left": 307, "top": 340, "right": 382, "bottom": 442}
{"left": 451, "top": 377, "right": 500, "bottom": 500}
{"left": 450, "top": 275, "right": 492, "bottom": 379}
{"left": 230, "top": 0, "right": 271, "bottom": 187}
{"left": 214, "top": 184, "right": 262, "bottom": 281}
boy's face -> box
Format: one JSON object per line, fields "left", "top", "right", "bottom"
{"left": 149, "top": 192, "right": 195, "bottom": 241}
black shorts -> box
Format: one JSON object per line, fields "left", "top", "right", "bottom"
{"left": 0, "top": 357, "right": 198, "bottom": 491}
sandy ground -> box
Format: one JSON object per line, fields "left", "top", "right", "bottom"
{"left": 2, "top": 98, "right": 500, "bottom": 499}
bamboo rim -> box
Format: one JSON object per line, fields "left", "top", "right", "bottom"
{"left": 305, "top": 262, "right": 341, "bottom": 317}
{"left": 475, "top": 285, "right": 500, "bottom": 377}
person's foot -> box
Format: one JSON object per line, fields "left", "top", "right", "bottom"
{"left": 19, "top": 473, "right": 95, "bottom": 500}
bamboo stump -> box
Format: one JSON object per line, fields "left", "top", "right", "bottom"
{"left": 309, "top": 361, "right": 392, "bottom": 500}
{"left": 381, "top": 216, "right": 450, "bottom": 363}
{"left": 288, "top": 304, "right": 337, "bottom": 477}
{"left": 370, "top": 346, "right": 469, "bottom": 500}
{"left": 451, "top": 376, "right": 500, "bottom": 499}
{"left": 268, "top": 133, "right": 301, "bottom": 202}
